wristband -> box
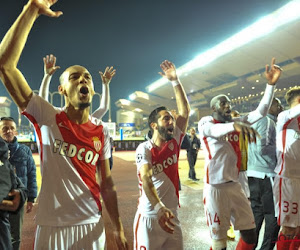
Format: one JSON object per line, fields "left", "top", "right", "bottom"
{"left": 171, "top": 80, "right": 180, "bottom": 87}
{"left": 154, "top": 201, "right": 165, "bottom": 213}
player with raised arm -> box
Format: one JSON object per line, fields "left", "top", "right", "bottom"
{"left": 133, "top": 60, "right": 190, "bottom": 250}
{"left": 0, "top": 1, "right": 127, "bottom": 249}
{"left": 198, "top": 58, "right": 281, "bottom": 250}
{"left": 40, "top": 54, "right": 112, "bottom": 119}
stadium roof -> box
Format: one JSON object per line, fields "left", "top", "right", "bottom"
{"left": 115, "top": 0, "right": 300, "bottom": 115}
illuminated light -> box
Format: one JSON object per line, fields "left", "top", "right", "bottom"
{"left": 191, "top": 90, "right": 194, "bottom": 93}
{"left": 249, "top": 94, "right": 252, "bottom": 97}
{"left": 238, "top": 97, "right": 241, "bottom": 99}
{"left": 283, "top": 88, "right": 286, "bottom": 90}
{"left": 261, "top": 92, "right": 264, "bottom": 95}
{"left": 190, "top": 110, "right": 195, "bottom": 116}
{"left": 119, "top": 99, "right": 131, "bottom": 106}
{"left": 143, "top": 117, "right": 147, "bottom": 120}
{"left": 256, "top": 93, "right": 259, "bottom": 96}
{"left": 242, "top": 86, "right": 245, "bottom": 89}
{"left": 252, "top": 87, "right": 255, "bottom": 89}
{"left": 136, "top": 91, "right": 150, "bottom": 100}
{"left": 147, "top": 0, "right": 300, "bottom": 92}
{"left": 245, "top": 96, "right": 247, "bottom": 98}
{"left": 134, "top": 108, "right": 143, "bottom": 112}
{"left": 129, "top": 93, "right": 136, "bottom": 100}
{"left": 228, "top": 93, "right": 230, "bottom": 95}
{"left": 256, "top": 80, "right": 259, "bottom": 83}
{"left": 171, "top": 97, "right": 174, "bottom": 99}
{"left": 275, "top": 89, "right": 278, "bottom": 92}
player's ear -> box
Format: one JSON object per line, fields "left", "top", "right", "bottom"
{"left": 58, "top": 85, "right": 66, "bottom": 96}
{"left": 150, "top": 122, "right": 157, "bottom": 131}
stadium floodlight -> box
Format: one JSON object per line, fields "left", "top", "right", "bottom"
{"left": 147, "top": 0, "right": 300, "bottom": 92}
{"left": 129, "top": 93, "right": 136, "bottom": 101}
{"left": 189, "top": 109, "right": 195, "bottom": 116}
{"left": 119, "top": 99, "right": 131, "bottom": 106}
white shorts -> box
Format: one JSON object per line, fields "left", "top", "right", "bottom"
{"left": 203, "top": 182, "right": 255, "bottom": 240}
{"left": 273, "top": 176, "right": 300, "bottom": 228}
{"left": 133, "top": 211, "right": 183, "bottom": 250}
{"left": 239, "top": 171, "right": 250, "bottom": 198}
{"left": 34, "top": 218, "right": 106, "bottom": 250}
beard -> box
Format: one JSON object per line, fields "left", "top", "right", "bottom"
{"left": 79, "top": 102, "right": 91, "bottom": 110}
{"left": 158, "top": 125, "right": 173, "bottom": 141}
{"left": 212, "top": 111, "right": 232, "bottom": 123}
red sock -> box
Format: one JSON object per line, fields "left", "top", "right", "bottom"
{"left": 290, "top": 234, "right": 300, "bottom": 250}
{"left": 277, "top": 232, "right": 292, "bottom": 250}
{"left": 236, "top": 238, "right": 255, "bottom": 250}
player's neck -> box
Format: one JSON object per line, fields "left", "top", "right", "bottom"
{"left": 65, "top": 106, "right": 90, "bottom": 124}
{"left": 151, "top": 134, "right": 167, "bottom": 149}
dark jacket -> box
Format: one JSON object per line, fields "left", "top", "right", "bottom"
{"left": 8, "top": 137, "right": 37, "bottom": 203}
{"left": 182, "top": 134, "right": 201, "bottom": 154}
{"left": 0, "top": 137, "right": 27, "bottom": 250}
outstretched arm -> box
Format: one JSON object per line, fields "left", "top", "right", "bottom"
{"left": 0, "top": 0, "right": 62, "bottom": 110}
{"left": 92, "top": 67, "right": 115, "bottom": 119}
{"left": 39, "top": 54, "right": 60, "bottom": 101}
{"left": 159, "top": 60, "right": 190, "bottom": 133}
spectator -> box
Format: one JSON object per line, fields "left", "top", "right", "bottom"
{"left": 185, "top": 128, "right": 201, "bottom": 181}
{"left": 0, "top": 117, "right": 37, "bottom": 250}
{"left": 0, "top": 137, "right": 27, "bottom": 250}
{"left": 247, "top": 98, "right": 282, "bottom": 249}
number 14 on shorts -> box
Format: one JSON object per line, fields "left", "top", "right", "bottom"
{"left": 207, "top": 212, "right": 221, "bottom": 225}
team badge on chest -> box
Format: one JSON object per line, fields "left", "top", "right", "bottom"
{"left": 92, "top": 137, "right": 102, "bottom": 152}
{"left": 168, "top": 142, "right": 174, "bottom": 151}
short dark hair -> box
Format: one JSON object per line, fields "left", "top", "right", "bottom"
{"left": 0, "top": 117, "right": 15, "bottom": 122}
{"left": 285, "top": 86, "right": 300, "bottom": 106}
{"left": 148, "top": 106, "right": 167, "bottom": 132}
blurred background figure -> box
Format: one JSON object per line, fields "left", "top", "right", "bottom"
{"left": 182, "top": 128, "right": 201, "bottom": 181}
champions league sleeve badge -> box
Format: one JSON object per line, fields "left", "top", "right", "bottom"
{"left": 136, "top": 153, "right": 143, "bottom": 163}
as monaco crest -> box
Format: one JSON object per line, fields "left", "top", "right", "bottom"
{"left": 92, "top": 137, "right": 102, "bottom": 152}
{"left": 168, "top": 142, "right": 174, "bottom": 151}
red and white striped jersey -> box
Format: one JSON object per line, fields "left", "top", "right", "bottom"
{"left": 275, "top": 104, "right": 300, "bottom": 179}
{"left": 198, "top": 84, "right": 275, "bottom": 184}
{"left": 22, "top": 94, "right": 111, "bottom": 226}
{"left": 135, "top": 126, "right": 184, "bottom": 215}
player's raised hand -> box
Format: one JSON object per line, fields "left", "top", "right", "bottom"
{"left": 159, "top": 60, "right": 178, "bottom": 82}
{"left": 265, "top": 57, "right": 282, "bottom": 86}
{"left": 157, "top": 206, "right": 175, "bottom": 234}
{"left": 233, "top": 121, "right": 260, "bottom": 143}
{"left": 29, "top": 0, "right": 63, "bottom": 18}
{"left": 43, "top": 54, "right": 60, "bottom": 76}
{"left": 99, "top": 66, "right": 116, "bottom": 85}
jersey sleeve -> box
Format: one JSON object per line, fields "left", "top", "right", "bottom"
{"left": 240, "top": 84, "right": 275, "bottom": 125}
{"left": 100, "top": 123, "right": 111, "bottom": 160}
{"left": 22, "top": 93, "right": 59, "bottom": 125}
{"left": 198, "top": 116, "right": 235, "bottom": 138}
{"left": 135, "top": 143, "right": 152, "bottom": 172}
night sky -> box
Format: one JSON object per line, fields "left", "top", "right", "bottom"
{"left": 0, "top": 0, "right": 288, "bottom": 123}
